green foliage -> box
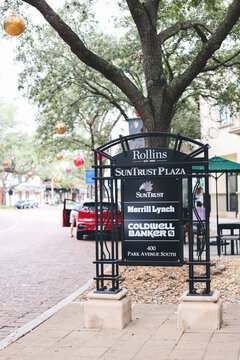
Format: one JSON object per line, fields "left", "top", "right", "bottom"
{"left": 171, "top": 99, "right": 201, "bottom": 139}
{"left": 131, "top": 1, "right": 236, "bottom": 132}
{"left": 37, "top": 153, "right": 87, "bottom": 186}
{"left": 2, "top": 0, "right": 239, "bottom": 143}
{"left": 15, "top": 5, "right": 131, "bottom": 155}
{"left": 0, "top": 98, "right": 38, "bottom": 186}
{"left": 116, "top": 0, "right": 239, "bottom": 108}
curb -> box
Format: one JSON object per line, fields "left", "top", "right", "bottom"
{"left": 0, "top": 278, "right": 93, "bottom": 351}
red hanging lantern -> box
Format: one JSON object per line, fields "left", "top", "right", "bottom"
{"left": 134, "top": 109, "right": 140, "bottom": 117}
{"left": 97, "top": 152, "right": 106, "bottom": 161}
{"left": 2, "top": 161, "right": 8, "bottom": 166}
{"left": 73, "top": 156, "right": 84, "bottom": 167}
{"left": 66, "top": 167, "right": 71, "bottom": 173}
{"left": 27, "top": 172, "right": 33, "bottom": 178}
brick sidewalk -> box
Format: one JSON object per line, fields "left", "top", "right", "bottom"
{"left": 0, "top": 207, "right": 95, "bottom": 341}
{"left": 0, "top": 301, "right": 240, "bottom": 359}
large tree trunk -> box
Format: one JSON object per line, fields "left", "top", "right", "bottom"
{"left": 140, "top": 87, "right": 174, "bottom": 147}
{"left": 142, "top": 116, "right": 173, "bottom": 147}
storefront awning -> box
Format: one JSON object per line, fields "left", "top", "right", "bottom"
{"left": 193, "top": 156, "right": 240, "bottom": 241}
{"left": 15, "top": 184, "right": 46, "bottom": 191}
{"left": 208, "top": 156, "right": 240, "bottom": 173}
{"left": 193, "top": 156, "right": 240, "bottom": 173}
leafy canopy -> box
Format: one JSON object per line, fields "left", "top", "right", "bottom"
{"left": 1, "top": 0, "right": 239, "bottom": 146}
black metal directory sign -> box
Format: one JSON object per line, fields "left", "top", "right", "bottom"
{"left": 93, "top": 133, "right": 211, "bottom": 295}
{"left": 122, "top": 177, "right": 182, "bottom": 265}
{"left": 112, "top": 147, "right": 187, "bottom": 266}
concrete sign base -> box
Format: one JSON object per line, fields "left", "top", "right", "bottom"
{"left": 84, "top": 288, "right": 132, "bottom": 329}
{"left": 177, "top": 291, "right": 223, "bottom": 331}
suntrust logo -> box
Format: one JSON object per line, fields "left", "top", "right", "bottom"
{"left": 139, "top": 181, "right": 153, "bottom": 192}
{"left": 136, "top": 181, "right": 163, "bottom": 198}
{"left": 133, "top": 149, "right": 167, "bottom": 162}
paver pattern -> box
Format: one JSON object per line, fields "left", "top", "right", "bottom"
{"left": 0, "top": 207, "right": 95, "bottom": 340}
{"left": 1, "top": 302, "right": 240, "bottom": 359}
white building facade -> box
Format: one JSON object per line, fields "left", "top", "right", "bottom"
{"left": 200, "top": 99, "right": 240, "bottom": 219}
{"left": 1, "top": 176, "right": 45, "bottom": 207}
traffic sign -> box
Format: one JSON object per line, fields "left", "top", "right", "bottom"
{"left": 85, "top": 169, "right": 95, "bottom": 184}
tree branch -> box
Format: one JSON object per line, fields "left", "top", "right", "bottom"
{"left": 108, "top": 113, "right": 122, "bottom": 133}
{"left": 168, "top": 0, "right": 240, "bottom": 104}
{"left": 159, "top": 21, "right": 212, "bottom": 44}
{"left": 202, "top": 49, "right": 240, "bottom": 72}
{"left": 162, "top": 47, "right": 174, "bottom": 82}
{"left": 71, "top": 137, "right": 90, "bottom": 149}
{"left": 127, "top": 0, "right": 166, "bottom": 117}
{"left": 22, "top": 0, "right": 146, "bottom": 111}
{"left": 2, "top": 166, "right": 31, "bottom": 175}
{"left": 84, "top": 80, "right": 129, "bottom": 119}
{"left": 83, "top": 76, "right": 131, "bottom": 105}
{"left": 194, "top": 25, "right": 208, "bottom": 43}
{"left": 126, "top": 0, "right": 148, "bottom": 38}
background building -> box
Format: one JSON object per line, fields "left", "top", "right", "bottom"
{"left": 200, "top": 98, "right": 240, "bottom": 219}
{"left": 0, "top": 176, "right": 46, "bottom": 207}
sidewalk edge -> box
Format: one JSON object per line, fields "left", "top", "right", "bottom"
{"left": 0, "top": 278, "right": 93, "bottom": 351}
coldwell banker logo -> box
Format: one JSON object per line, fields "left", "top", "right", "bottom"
{"left": 136, "top": 181, "right": 164, "bottom": 198}
{"left": 132, "top": 149, "right": 167, "bottom": 162}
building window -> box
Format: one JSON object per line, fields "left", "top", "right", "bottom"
{"left": 219, "top": 105, "right": 232, "bottom": 126}
{"left": 230, "top": 113, "right": 240, "bottom": 130}
{"left": 226, "top": 173, "right": 238, "bottom": 212}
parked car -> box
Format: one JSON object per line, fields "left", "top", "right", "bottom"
{"left": 62, "top": 199, "right": 121, "bottom": 240}
{"left": 77, "top": 201, "right": 121, "bottom": 240}
{"left": 15, "top": 200, "right": 30, "bottom": 209}
{"left": 26, "top": 199, "right": 39, "bottom": 208}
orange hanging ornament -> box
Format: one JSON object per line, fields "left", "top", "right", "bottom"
{"left": 4, "top": 12, "right": 25, "bottom": 36}
{"left": 55, "top": 121, "right": 66, "bottom": 135}
{"left": 56, "top": 153, "right": 63, "bottom": 160}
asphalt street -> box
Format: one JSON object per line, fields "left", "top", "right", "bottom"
{"left": 0, "top": 206, "right": 96, "bottom": 340}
